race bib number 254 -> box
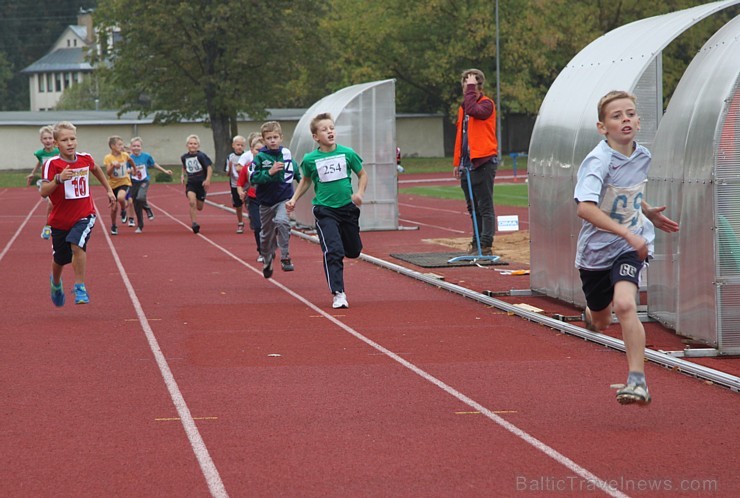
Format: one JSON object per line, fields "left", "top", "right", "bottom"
{"left": 316, "top": 155, "right": 349, "bottom": 183}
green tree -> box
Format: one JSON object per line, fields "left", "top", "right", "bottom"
{"left": 94, "top": 0, "right": 325, "bottom": 169}
{"left": 0, "top": 0, "right": 97, "bottom": 110}
{"left": 323, "top": 0, "right": 737, "bottom": 121}
{"left": 54, "top": 71, "right": 121, "bottom": 110}
{"left": 0, "top": 52, "right": 13, "bottom": 104}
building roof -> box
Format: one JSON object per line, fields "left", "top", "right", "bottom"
{"left": 21, "top": 48, "right": 93, "bottom": 74}
{"left": 68, "top": 25, "right": 88, "bottom": 41}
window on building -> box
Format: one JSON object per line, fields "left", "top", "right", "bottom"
{"left": 46, "top": 74, "right": 53, "bottom": 92}
{"left": 55, "top": 73, "right": 62, "bottom": 92}
{"left": 67, "top": 40, "right": 70, "bottom": 47}
{"left": 64, "top": 73, "right": 71, "bottom": 89}
{"left": 73, "top": 39, "right": 77, "bottom": 47}
{"left": 38, "top": 75, "right": 44, "bottom": 93}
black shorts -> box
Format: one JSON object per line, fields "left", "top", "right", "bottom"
{"left": 230, "top": 187, "right": 243, "bottom": 208}
{"left": 51, "top": 216, "right": 96, "bottom": 266}
{"left": 186, "top": 182, "right": 206, "bottom": 201}
{"left": 113, "top": 185, "right": 130, "bottom": 198}
{"left": 579, "top": 251, "right": 644, "bottom": 312}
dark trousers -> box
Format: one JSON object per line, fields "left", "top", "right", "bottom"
{"left": 247, "top": 198, "right": 261, "bottom": 254}
{"left": 460, "top": 158, "right": 497, "bottom": 247}
{"left": 130, "top": 181, "right": 150, "bottom": 229}
{"left": 313, "top": 203, "right": 362, "bottom": 294}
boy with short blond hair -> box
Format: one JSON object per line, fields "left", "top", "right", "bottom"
{"left": 574, "top": 90, "right": 679, "bottom": 405}
{"left": 236, "top": 135, "right": 265, "bottom": 260}
{"left": 250, "top": 121, "right": 300, "bottom": 277}
{"left": 39, "top": 121, "right": 115, "bottom": 306}
{"left": 287, "top": 113, "right": 367, "bottom": 308}
{"left": 27, "top": 125, "right": 59, "bottom": 239}
{"left": 104, "top": 135, "right": 136, "bottom": 235}
{"left": 129, "top": 136, "right": 172, "bottom": 233}
{"left": 180, "top": 134, "right": 213, "bottom": 234}
{"left": 226, "top": 135, "right": 248, "bottom": 233}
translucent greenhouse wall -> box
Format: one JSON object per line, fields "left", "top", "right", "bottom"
{"left": 289, "top": 79, "right": 398, "bottom": 231}
{"left": 649, "top": 15, "right": 740, "bottom": 353}
{"left": 528, "top": 0, "right": 739, "bottom": 307}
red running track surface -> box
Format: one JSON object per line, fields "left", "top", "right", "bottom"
{"left": 0, "top": 183, "right": 737, "bottom": 497}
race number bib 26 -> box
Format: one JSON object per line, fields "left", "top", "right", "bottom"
{"left": 316, "top": 154, "right": 349, "bottom": 183}
{"left": 63, "top": 168, "right": 90, "bottom": 200}
{"left": 134, "top": 164, "right": 146, "bottom": 180}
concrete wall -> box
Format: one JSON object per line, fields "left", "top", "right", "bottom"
{"left": 0, "top": 111, "right": 444, "bottom": 172}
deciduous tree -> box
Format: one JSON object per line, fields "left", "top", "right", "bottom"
{"left": 95, "top": 0, "right": 324, "bottom": 169}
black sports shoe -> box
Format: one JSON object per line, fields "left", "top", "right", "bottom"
{"left": 146, "top": 208, "right": 154, "bottom": 220}
{"left": 262, "top": 256, "right": 274, "bottom": 279}
{"left": 192, "top": 223, "right": 200, "bottom": 234}
{"left": 281, "top": 258, "right": 294, "bottom": 271}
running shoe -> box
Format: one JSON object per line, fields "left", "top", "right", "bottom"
{"left": 146, "top": 208, "right": 154, "bottom": 220}
{"left": 50, "top": 276, "right": 65, "bottom": 307}
{"left": 128, "top": 217, "right": 135, "bottom": 227}
{"left": 41, "top": 225, "right": 52, "bottom": 240}
{"left": 135, "top": 227, "right": 143, "bottom": 234}
{"left": 121, "top": 210, "right": 127, "bottom": 223}
{"left": 257, "top": 255, "right": 264, "bottom": 263}
{"left": 111, "top": 224, "right": 118, "bottom": 235}
{"left": 74, "top": 283, "right": 89, "bottom": 304}
{"left": 262, "top": 255, "right": 274, "bottom": 279}
{"left": 192, "top": 222, "right": 200, "bottom": 234}
{"left": 281, "top": 258, "right": 294, "bottom": 271}
{"left": 616, "top": 383, "right": 651, "bottom": 406}
{"left": 236, "top": 222, "right": 245, "bottom": 234}
{"left": 332, "top": 292, "right": 349, "bottom": 309}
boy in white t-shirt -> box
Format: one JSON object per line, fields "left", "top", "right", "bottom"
{"left": 574, "top": 90, "right": 679, "bottom": 406}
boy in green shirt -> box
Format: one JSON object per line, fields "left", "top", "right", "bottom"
{"left": 287, "top": 113, "right": 368, "bottom": 309}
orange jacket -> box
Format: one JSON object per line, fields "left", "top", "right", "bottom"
{"left": 453, "top": 94, "right": 498, "bottom": 168}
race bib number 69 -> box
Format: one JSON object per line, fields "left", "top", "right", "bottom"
{"left": 316, "top": 155, "right": 349, "bottom": 183}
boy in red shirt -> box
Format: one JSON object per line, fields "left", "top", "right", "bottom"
{"left": 39, "top": 121, "right": 116, "bottom": 306}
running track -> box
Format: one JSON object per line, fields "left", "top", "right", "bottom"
{"left": 1, "top": 182, "right": 737, "bottom": 497}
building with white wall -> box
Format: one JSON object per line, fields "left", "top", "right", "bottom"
{"left": 20, "top": 12, "right": 96, "bottom": 112}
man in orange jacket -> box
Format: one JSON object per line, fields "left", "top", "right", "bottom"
{"left": 453, "top": 68, "right": 498, "bottom": 255}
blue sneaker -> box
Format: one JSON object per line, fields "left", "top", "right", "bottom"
{"left": 50, "top": 276, "right": 65, "bottom": 307}
{"left": 74, "top": 283, "right": 89, "bottom": 304}
{"left": 41, "top": 225, "right": 52, "bottom": 240}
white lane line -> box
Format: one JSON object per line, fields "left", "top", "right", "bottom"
{"left": 152, "top": 201, "right": 628, "bottom": 498}
{"left": 0, "top": 199, "right": 43, "bottom": 264}
{"left": 97, "top": 204, "right": 228, "bottom": 498}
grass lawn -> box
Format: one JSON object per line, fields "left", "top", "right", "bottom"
{"left": 400, "top": 183, "right": 528, "bottom": 207}
{"left": 401, "top": 156, "right": 528, "bottom": 174}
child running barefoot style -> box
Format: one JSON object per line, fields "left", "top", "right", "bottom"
{"left": 574, "top": 90, "right": 679, "bottom": 405}
{"left": 180, "top": 134, "right": 213, "bottom": 234}
{"left": 287, "top": 113, "right": 367, "bottom": 309}
{"left": 104, "top": 136, "right": 136, "bottom": 235}
{"left": 27, "top": 125, "right": 59, "bottom": 239}
{"left": 250, "top": 122, "right": 300, "bottom": 277}
{"left": 39, "top": 121, "right": 116, "bottom": 306}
